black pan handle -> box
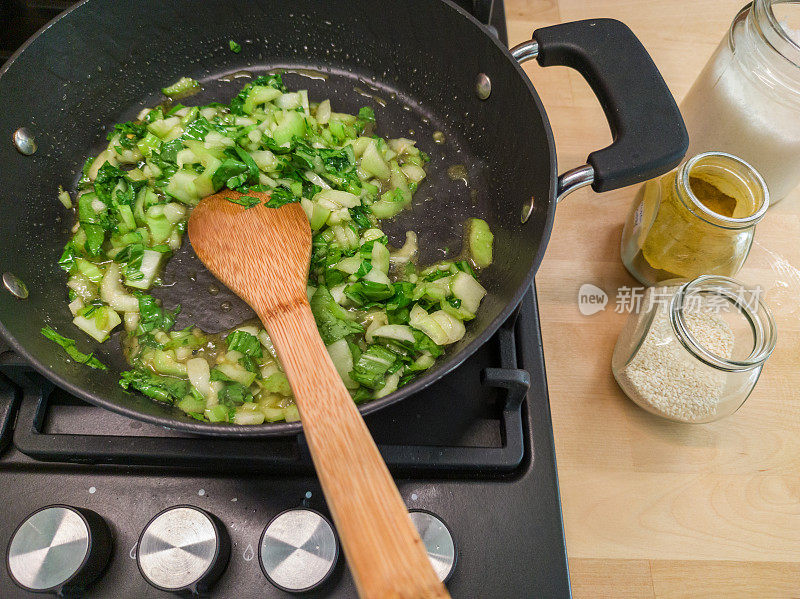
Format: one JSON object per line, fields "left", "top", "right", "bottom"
{"left": 511, "top": 18, "right": 688, "bottom": 199}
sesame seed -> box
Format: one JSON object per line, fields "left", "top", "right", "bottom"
{"left": 615, "top": 287, "right": 735, "bottom": 423}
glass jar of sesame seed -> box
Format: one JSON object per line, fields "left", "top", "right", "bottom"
{"left": 611, "top": 275, "right": 776, "bottom": 423}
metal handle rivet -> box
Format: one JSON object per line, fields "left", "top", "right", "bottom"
{"left": 13, "top": 128, "right": 37, "bottom": 155}
{"left": 3, "top": 272, "right": 29, "bottom": 299}
{"left": 475, "top": 73, "right": 491, "bottom": 100}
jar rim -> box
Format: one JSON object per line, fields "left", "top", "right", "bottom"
{"left": 677, "top": 152, "right": 770, "bottom": 229}
{"left": 669, "top": 275, "right": 777, "bottom": 371}
{"left": 759, "top": 0, "right": 800, "bottom": 62}
{"left": 728, "top": 2, "right": 800, "bottom": 108}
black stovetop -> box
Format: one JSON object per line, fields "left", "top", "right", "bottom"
{"left": 0, "top": 2, "right": 569, "bottom": 597}
{"left": 0, "top": 287, "right": 569, "bottom": 598}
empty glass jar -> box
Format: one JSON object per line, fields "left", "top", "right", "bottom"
{"left": 612, "top": 275, "right": 777, "bottom": 423}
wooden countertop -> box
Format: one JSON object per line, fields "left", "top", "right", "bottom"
{"left": 506, "top": 1, "right": 800, "bottom": 596}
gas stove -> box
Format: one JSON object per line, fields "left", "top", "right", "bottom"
{"left": 0, "top": 2, "right": 570, "bottom": 597}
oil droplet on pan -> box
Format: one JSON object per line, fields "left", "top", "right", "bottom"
{"left": 447, "top": 164, "right": 469, "bottom": 186}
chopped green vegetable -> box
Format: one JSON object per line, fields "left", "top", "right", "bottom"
{"left": 358, "top": 106, "right": 376, "bottom": 122}
{"left": 210, "top": 368, "right": 233, "bottom": 383}
{"left": 224, "top": 195, "right": 261, "bottom": 209}
{"left": 161, "top": 76, "right": 201, "bottom": 98}
{"left": 229, "top": 40, "right": 242, "bottom": 53}
{"left": 466, "top": 218, "right": 494, "bottom": 268}
{"left": 262, "top": 372, "right": 292, "bottom": 396}
{"left": 264, "top": 187, "right": 298, "bottom": 208}
{"left": 41, "top": 326, "right": 107, "bottom": 370}
{"left": 350, "top": 345, "right": 397, "bottom": 389}
{"left": 136, "top": 294, "right": 180, "bottom": 335}
{"left": 56, "top": 74, "right": 493, "bottom": 424}
{"left": 57, "top": 186, "right": 72, "bottom": 209}
{"left": 310, "top": 286, "right": 363, "bottom": 345}
{"left": 219, "top": 382, "right": 252, "bottom": 405}
{"left": 59, "top": 244, "right": 77, "bottom": 272}
{"left": 108, "top": 121, "right": 147, "bottom": 148}
{"left": 225, "top": 330, "right": 262, "bottom": 357}
{"left": 119, "top": 368, "right": 188, "bottom": 403}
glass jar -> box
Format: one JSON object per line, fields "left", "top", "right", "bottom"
{"left": 620, "top": 152, "right": 768, "bottom": 286}
{"left": 681, "top": 0, "right": 800, "bottom": 204}
{"left": 612, "top": 276, "right": 777, "bottom": 423}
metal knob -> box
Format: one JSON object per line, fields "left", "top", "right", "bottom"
{"left": 409, "top": 510, "right": 457, "bottom": 583}
{"left": 137, "top": 505, "right": 230, "bottom": 595}
{"left": 6, "top": 505, "right": 112, "bottom": 595}
{"left": 259, "top": 508, "right": 339, "bottom": 593}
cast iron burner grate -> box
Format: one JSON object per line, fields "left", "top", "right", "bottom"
{"left": 0, "top": 314, "right": 529, "bottom": 476}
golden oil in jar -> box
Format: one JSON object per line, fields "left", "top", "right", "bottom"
{"left": 620, "top": 152, "right": 768, "bottom": 286}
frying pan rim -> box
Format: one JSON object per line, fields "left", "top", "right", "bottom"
{"left": 0, "top": 0, "right": 558, "bottom": 437}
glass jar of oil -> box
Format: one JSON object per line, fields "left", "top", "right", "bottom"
{"left": 620, "top": 152, "right": 768, "bottom": 286}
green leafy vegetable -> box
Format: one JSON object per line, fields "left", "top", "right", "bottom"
{"left": 210, "top": 368, "right": 233, "bottom": 382}
{"left": 59, "top": 244, "right": 77, "bottom": 273}
{"left": 119, "top": 368, "right": 188, "bottom": 403}
{"left": 225, "top": 330, "right": 263, "bottom": 357}
{"left": 345, "top": 280, "right": 395, "bottom": 305}
{"left": 412, "top": 329, "right": 443, "bottom": 358}
{"left": 358, "top": 106, "right": 375, "bottom": 122}
{"left": 144, "top": 107, "right": 164, "bottom": 123}
{"left": 109, "top": 121, "right": 147, "bottom": 148}
{"left": 56, "top": 73, "right": 493, "bottom": 425}
{"left": 349, "top": 206, "right": 372, "bottom": 229}
{"left": 136, "top": 294, "right": 180, "bottom": 335}
{"left": 41, "top": 326, "right": 107, "bottom": 370}
{"left": 349, "top": 344, "right": 397, "bottom": 389}
{"left": 229, "top": 40, "right": 242, "bottom": 53}
{"left": 77, "top": 193, "right": 107, "bottom": 256}
{"left": 114, "top": 243, "right": 145, "bottom": 280}
{"left": 93, "top": 162, "right": 126, "bottom": 203}
{"left": 262, "top": 372, "right": 292, "bottom": 395}
{"left": 264, "top": 186, "right": 298, "bottom": 208}
{"left": 224, "top": 195, "right": 261, "bottom": 209}
{"left": 310, "top": 286, "right": 363, "bottom": 345}
{"left": 212, "top": 159, "right": 249, "bottom": 190}
{"left": 230, "top": 74, "right": 286, "bottom": 116}
{"left": 219, "top": 382, "right": 252, "bottom": 405}
{"left": 182, "top": 116, "right": 211, "bottom": 141}
{"left": 161, "top": 76, "right": 200, "bottom": 98}
{"left": 239, "top": 355, "right": 259, "bottom": 373}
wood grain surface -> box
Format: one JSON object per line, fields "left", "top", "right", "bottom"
{"left": 506, "top": 1, "right": 800, "bottom": 596}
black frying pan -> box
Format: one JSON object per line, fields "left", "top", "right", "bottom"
{"left": 0, "top": 0, "right": 687, "bottom": 436}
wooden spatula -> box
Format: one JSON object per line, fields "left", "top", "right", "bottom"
{"left": 189, "top": 191, "right": 449, "bottom": 599}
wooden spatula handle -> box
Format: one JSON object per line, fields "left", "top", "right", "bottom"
{"left": 261, "top": 301, "right": 450, "bottom": 599}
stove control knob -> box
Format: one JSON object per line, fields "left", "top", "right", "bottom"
{"left": 259, "top": 508, "right": 339, "bottom": 593}
{"left": 137, "top": 505, "right": 230, "bottom": 595}
{"left": 6, "top": 505, "right": 112, "bottom": 595}
{"left": 409, "top": 510, "right": 457, "bottom": 583}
